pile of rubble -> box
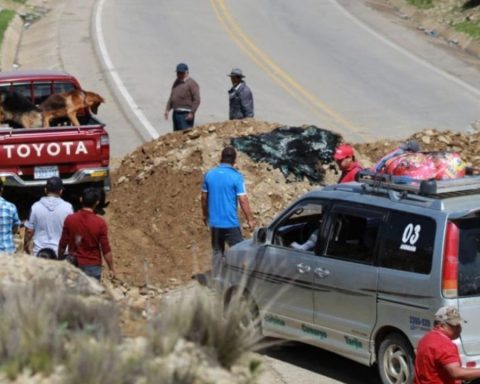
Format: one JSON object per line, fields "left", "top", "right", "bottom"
{"left": 108, "top": 119, "right": 480, "bottom": 289}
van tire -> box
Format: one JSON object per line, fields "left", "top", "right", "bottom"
{"left": 378, "top": 333, "right": 414, "bottom": 384}
{"left": 226, "top": 289, "right": 262, "bottom": 339}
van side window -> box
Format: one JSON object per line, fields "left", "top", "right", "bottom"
{"left": 379, "top": 212, "right": 435, "bottom": 274}
{"left": 272, "top": 200, "right": 326, "bottom": 253}
{"left": 325, "top": 211, "right": 382, "bottom": 263}
{"left": 457, "top": 218, "right": 480, "bottom": 297}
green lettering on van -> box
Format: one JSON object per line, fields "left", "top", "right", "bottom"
{"left": 265, "top": 314, "right": 285, "bottom": 326}
{"left": 301, "top": 324, "right": 327, "bottom": 339}
{"left": 344, "top": 336, "right": 363, "bottom": 349}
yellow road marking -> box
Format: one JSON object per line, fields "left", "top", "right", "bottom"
{"left": 210, "top": 0, "right": 364, "bottom": 138}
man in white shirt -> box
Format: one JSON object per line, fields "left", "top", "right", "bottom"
{"left": 23, "top": 176, "right": 73, "bottom": 258}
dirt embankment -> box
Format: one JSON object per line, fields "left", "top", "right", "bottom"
{"left": 108, "top": 119, "right": 480, "bottom": 288}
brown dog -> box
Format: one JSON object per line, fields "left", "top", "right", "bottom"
{"left": 0, "top": 91, "right": 42, "bottom": 128}
{"left": 40, "top": 90, "right": 105, "bottom": 127}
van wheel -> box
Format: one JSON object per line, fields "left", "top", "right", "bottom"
{"left": 378, "top": 333, "right": 414, "bottom": 384}
{"left": 226, "top": 290, "right": 262, "bottom": 339}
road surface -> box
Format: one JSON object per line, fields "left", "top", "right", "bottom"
{"left": 96, "top": 0, "right": 480, "bottom": 144}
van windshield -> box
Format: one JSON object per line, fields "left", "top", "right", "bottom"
{"left": 458, "top": 218, "right": 480, "bottom": 297}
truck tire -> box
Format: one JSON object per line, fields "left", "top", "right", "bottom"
{"left": 378, "top": 333, "right": 414, "bottom": 384}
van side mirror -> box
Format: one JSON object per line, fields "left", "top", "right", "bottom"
{"left": 253, "top": 227, "right": 267, "bottom": 244}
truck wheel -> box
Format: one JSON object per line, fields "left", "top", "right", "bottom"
{"left": 378, "top": 333, "right": 414, "bottom": 384}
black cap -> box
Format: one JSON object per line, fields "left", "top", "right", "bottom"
{"left": 46, "top": 176, "right": 63, "bottom": 193}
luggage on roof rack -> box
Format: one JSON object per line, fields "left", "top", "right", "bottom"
{"left": 357, "top": 169, "right": 480, "bottom": 195}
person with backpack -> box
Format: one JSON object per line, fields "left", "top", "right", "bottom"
{"left": 58, "top": 187, "right": 114, "bottom": 280}
{"left": 23, "top": 176, "right": 73, "bottom": 258}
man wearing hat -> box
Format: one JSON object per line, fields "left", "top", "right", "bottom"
{"left": 333, "top": 143, "right": 362, "bottom": 183}
{"left": 24, "top": 176, "right": 73, "bottom": 257}
{"left": 414, "top": 306, "right": 480, "bottom": 383}
{"left": 164, "top": 63, "right": 201, "bottom": 131}
{"left": 228, "top": 68, "right": 254, "bottom": 120}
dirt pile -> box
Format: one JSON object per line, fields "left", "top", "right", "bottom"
{"left": 109, "top": 119, "right": 480, "bottom": 287}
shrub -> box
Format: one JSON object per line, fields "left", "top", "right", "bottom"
{"left": 406, "top": 0, "right": 434, "bottom": 9}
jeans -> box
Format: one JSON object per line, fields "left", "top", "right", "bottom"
{"left": 211, "top": 227, "right": 243, "bottom": 277}
{"left": 173, "top": 111, "right": 194, "bottom": 131}
{"left": 79, "top": 265, "right": 102, "bottom": 280}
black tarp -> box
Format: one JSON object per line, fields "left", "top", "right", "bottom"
{"left": 231, "top": 125, "right": 341, "bottom": 183}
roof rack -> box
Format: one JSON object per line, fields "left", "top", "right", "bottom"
{"left": 357, "top": 169, "right": 480, "bottom": 196}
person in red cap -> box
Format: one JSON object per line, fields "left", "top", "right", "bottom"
{"left": 333, "top": 144, "right": 362, "bottom": 183}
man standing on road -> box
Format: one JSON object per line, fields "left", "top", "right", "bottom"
{"left": 58, "top": 187, "right": 115, "bottom": 281}
{"left": 164, "top": 63, "right": 201, "bottom": 131}
{"left": 0, "top": 180, "right": 19, "bottom": 254}
{"left": 333, "top": 144, "right": 363, "bottom": 183}
{"left": 201, "top": 146, "right": 256, "bottom": 277}
{"left": 228, "top": 68, "right": 254, "bottom": 120}
{"left": 23, "top": 176, "right": 73, "bottom": 258}
{"left": 414, "top": 306, "right": 480, "bottom": 384}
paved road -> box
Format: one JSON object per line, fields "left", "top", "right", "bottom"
{"left": 97, "top": 0, "right": 480, "bottom": 144}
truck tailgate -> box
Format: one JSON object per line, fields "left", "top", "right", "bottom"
{"left": 0, "top": 125, "right": 109, "bottom": 185}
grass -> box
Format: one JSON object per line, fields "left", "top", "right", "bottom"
{"left": 455, "top": 20, "right": 480, "bottom": 39}
{"left": 406, "top": 0, "right": 434, "bottom": 9}
{"left": 0, "top": 9, "right": 15, "bottom": 45}
{"left": 0, "top": 276, "right": 263, "bottom": 382}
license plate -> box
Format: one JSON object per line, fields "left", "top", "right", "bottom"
{"left": 34, "top": 166, "right": 59, "bottom": 179}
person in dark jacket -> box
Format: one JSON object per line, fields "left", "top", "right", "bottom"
{"left": 165, "top": 63, "right": 201, "bottom": 131}
{"left": 228, "top": 68, "right": 254, "bottom": 120}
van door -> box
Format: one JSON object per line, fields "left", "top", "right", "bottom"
{"left": 313, "top": 204, "right": 385, "bottom": 363}
{"left": 456, "top": 217, "right": 480, "bottom": 356}
{"left": 254, "top": 199, "right": 327, "bottom": 338}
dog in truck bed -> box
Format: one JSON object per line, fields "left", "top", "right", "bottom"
{"left": 0, "top": 91, "right": 42, "bottom": 128}
{"left": 40, "top": 89, "right": 105, "bottom": 127}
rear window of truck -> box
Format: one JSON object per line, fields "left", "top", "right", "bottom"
{"left": 458, "top": 218, "right": 480, "bottom": 297}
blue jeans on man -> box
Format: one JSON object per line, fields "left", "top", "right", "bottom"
{"left": 173, "top": 111, "right": 194, "bottom": 131}
{"left": 80, "top": 265, "right": 102, "bottom": 280}
{"left": 211, "top": 227, "right": 243, "bottom": 277}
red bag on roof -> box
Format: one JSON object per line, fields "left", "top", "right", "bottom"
{"left": 373, "top": 141, "right": 466, "bottom": 180}
{"left": 381, "top": 152, "right": 466, "bottom": 180}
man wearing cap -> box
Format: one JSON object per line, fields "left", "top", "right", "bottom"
{"left": 164, "top": 63, "right": 201, "bottom": 131}
{"left": 24, "top": 176, "right": 73, "bottom": 257}
{"left": 414, "top": 305, "right": 480, "bottom": 383}
{"left": 333, "top": 144, "right": 362, "bottom": 183}
{"left": 0, "top": 180, "right": 20, "bottom": 254}
{"left": 228, "top": 68, "right": 254, "bottom": 120}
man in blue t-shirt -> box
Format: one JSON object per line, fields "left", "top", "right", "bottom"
{"left": 201, "top": 146, "right": 256, "bottom": 277}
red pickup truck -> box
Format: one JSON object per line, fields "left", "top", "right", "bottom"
{"left": 0, "top": 70, "right": 110, "bottom": 216}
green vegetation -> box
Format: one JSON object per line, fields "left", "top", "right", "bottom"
{"left": 0, "top": 9, "right": 15, "bottom": 45}
{"left": 455, "top": 20, "right": 480, "bottom": 40}
{"left": 406, "top": 0, "right": 434, "bottom": 9}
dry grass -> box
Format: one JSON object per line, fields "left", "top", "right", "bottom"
{"left": 0, "top": 277, "right": 263, "bottom": 382}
